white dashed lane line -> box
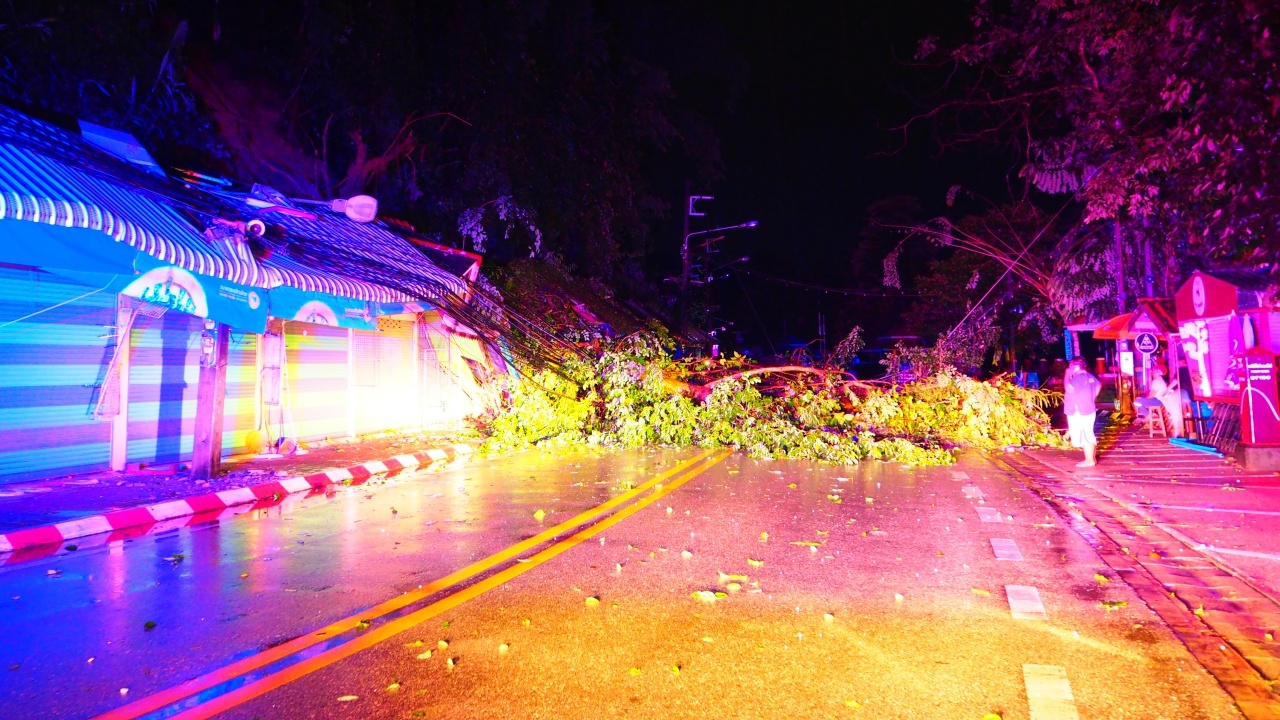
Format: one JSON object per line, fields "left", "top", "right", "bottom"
{"left": 990, "top": 538, "right": 1023, "bottom": 561}
{"left": 1006, "top": 585, "right": 1047, "bottom": 620}
{"left": 950, "top": 470, "right": 970, "bottom": 481}
{"left": 962, "top": 484, "right": 984, "bottom": 499}
{"left": 1023, "top": 664, "right": 1081, "bottom": 720}
{"left": 976, "top": 506, "right": 1005, "bottom": 523}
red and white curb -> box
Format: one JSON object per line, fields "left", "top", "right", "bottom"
{"left": 0, "top": 444, "right": 474, "bottom": 563}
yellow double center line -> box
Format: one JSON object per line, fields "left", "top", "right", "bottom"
{"left": 98, "top": 448, "right": 730, "bottom": 720}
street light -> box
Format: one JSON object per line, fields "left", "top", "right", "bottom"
{"left": 680, "top": 222, "right": 757, "bottom": 339}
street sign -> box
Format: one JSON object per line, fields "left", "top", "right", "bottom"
{"left": 1135, "top": 332, "right": 1159, "bottom": 355}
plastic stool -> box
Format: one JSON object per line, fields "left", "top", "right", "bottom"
{"left": 1147, "top": 406, "right": 1169, "bottom": 438}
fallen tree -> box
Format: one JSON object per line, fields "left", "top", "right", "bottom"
{"left": 475, "top": 332, "right": 1066, "bottom": 466}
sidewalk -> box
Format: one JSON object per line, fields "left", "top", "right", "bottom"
{"left": 0, "top": 429, "right": 477, "bottom": 547}
{"left": 998, "top": 424, "right": 1280, "bottom": 717}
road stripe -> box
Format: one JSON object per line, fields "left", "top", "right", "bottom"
{"left": 990, "top": 538, "right": 1023, "bottom": 561}
{"left": 950, "top": 470, "right": 970, "bottom": 481}
{"left": 1007, "top": 585, "right": 1047, "bottom": 619}
{"left": 976, "top": 507, "right": 1004, "bottom": 523}
{"left": 1198, "top": 546, "right": 1280, "bottom": 562}
{"left": 1096, "top": 477, "right": 1280, "bottom": 490}
{"left": 1144, "top": 503, "right": 1280, "bottom": 518}
{"left": 93, "top": 449, "right": 719, "bottom": 720}
{"left": 1023, "top": 664, "right": 1080, "bottom": 720}
{"left": 157, "top": 449, "right": 731, "bottom": 720}
{"left": 962, "top": 485, "right": 984, "bottom": 499}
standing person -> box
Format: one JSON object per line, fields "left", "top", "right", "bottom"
{"left": 1064, "top": 357, "right": 1102, "bottom": 467}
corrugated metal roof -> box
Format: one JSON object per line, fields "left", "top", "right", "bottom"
{"left": 248, "top": 201, "right": 467, "bottom": 301}
{"left": 0, "top": 106, "right": 268, "bottom": 286}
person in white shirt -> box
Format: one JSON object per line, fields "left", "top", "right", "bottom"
{"left": 1135, "top": 369, "right": 1168, "bottom": 413}
{"left": 1063, "top": 357, "right": 1102, "bottom": 467}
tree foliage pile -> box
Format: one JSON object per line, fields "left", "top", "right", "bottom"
{"left": 478, "top": 333, "right": 1066, "bottom": 465}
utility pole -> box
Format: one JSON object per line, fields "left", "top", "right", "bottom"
{"left": 703, "top": 235, "right": 719, "bottom": 356}
{"left": 192, "top": 321, "right": 230, "bottom": 480}
{"left": 679, "top": 186, "right": 715, "bottom": 343}
{"left": 679, "top": 180, "right": 692, "bottom": 339}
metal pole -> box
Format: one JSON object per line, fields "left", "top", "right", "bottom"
{"left": 192, "top": 323, "right": 230, "bottom": 480}
{"left": 679, "top": 180, "right": 691, "bottom": 339}
{"left": 704, "top": 239, "right": 713, "bottom": 356}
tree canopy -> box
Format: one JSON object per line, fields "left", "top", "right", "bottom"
{"left": 915, "top": 0, "right": 1280, "bottom": 265}
{"left": 0, "top": 1, "right": 739, "bottom": 286}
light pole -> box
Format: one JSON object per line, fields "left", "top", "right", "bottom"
{"left": 680, "top": 221, "right": 757, "bottom": 344}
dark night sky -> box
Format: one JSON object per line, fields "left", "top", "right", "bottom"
{"left": 676, "top": 2, "right": 1002, "bottom": 352}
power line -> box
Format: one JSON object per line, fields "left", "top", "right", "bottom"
{"left": 732, "top": 269, "right": 776, "bottom": 356}
{"left": 734, "top": 267, "right": 920, "bottom": 297}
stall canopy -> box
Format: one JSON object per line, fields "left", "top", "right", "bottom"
{"left": 1092, "top": 312, "right": 1136, "bottom": 341}
{"left": 1134, "top": 297, "right": 1178, "bottom": 336}
{"left": 1093, "top": 298, "right": 1178, "bottom": 341}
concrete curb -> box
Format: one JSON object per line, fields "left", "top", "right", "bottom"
{"left": 0, "top": 443, "right": 475, "bottom": 560}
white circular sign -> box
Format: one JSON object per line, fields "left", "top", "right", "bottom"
{"left": 1192, "top": 275, "right": 1207, "bottom": 317}
{"left": 248, "top": 291, "right": 261, "bottom": 310}
{"left": 1135, "top": 332, "right": 1159, "bottom": 355}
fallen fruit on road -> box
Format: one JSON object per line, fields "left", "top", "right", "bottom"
{"left": 337, "top": 695, "right": 358, "bottom": 702}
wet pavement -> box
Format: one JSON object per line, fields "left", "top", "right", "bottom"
{"left": 0, "top": 441, "right": 1266, "bottom": 718}
{"left": 0, "top": 446, "right": 698, "bottom": 719}
{"left": 1005, "top": 427, "right": 1280, "bottom": 717}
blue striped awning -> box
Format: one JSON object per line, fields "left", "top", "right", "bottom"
{"left": 0, "top": 105, "right": 468, "bottom": 307}
{"left": 263, "top": 252, "right": 413, "bottom": 303}
{"left": 0, "top": 109, "right": 268, "bottom": 287}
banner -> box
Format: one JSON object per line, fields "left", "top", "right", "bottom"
{"left": 268, "top": 285, "right": 378, "bottom": 331}
{"left": 129, "top": 254, "right": 268, "bottom": 333}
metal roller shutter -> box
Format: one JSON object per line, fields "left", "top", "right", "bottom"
{"left": 353, "top": 318, "right": 417, "bottom": 434}
{"left": 127, "top": 312, "right": 201, "bottom": 464}
{"left": 282, "top": 322, "right": 349, "bottom": 441}
{"left": 0, "top": 267, "right": 116, "bottom": 482}
{"left": 221, "top": 331, "right": 257, "bottom": 455}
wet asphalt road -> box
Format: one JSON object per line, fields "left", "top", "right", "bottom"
{"left": 0, "top": 447, "right": 1250, "bottom": 719}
